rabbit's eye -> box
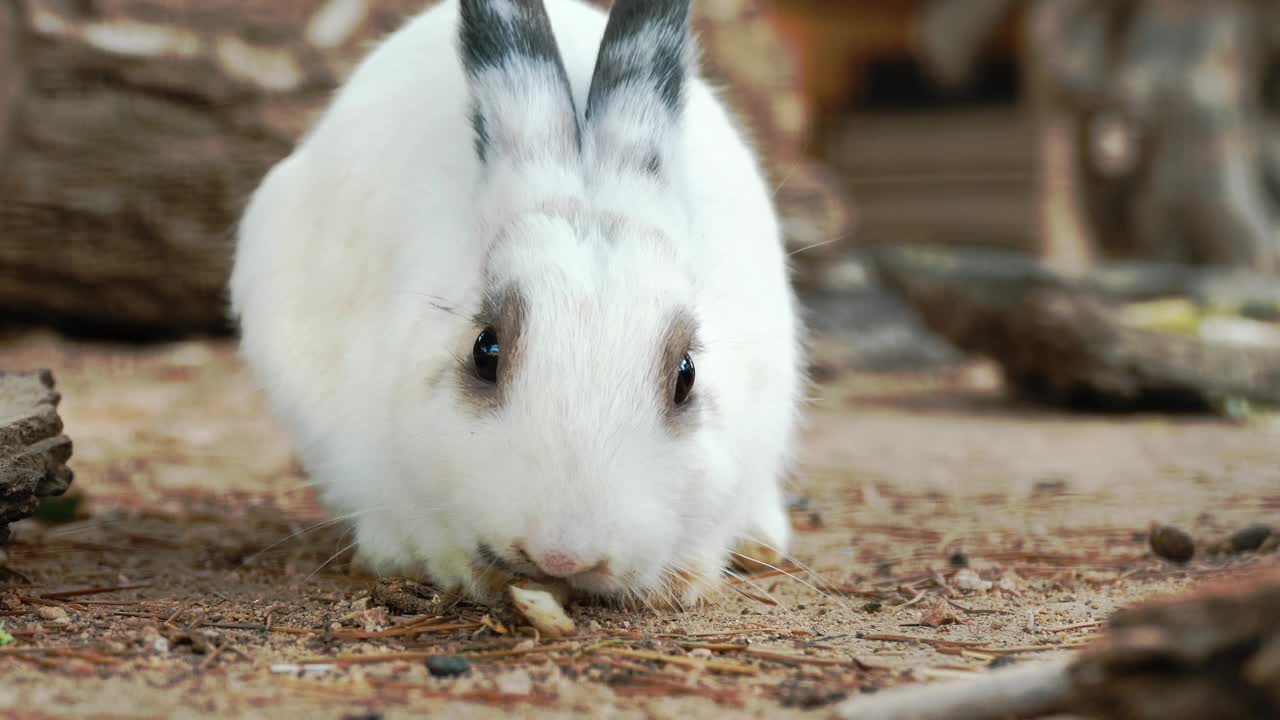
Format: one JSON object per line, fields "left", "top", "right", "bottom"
{"left": 473, "top": 327, "right": 500, "bottom": 382}
{"left": 674, "top": 353, "right": 695, "bottom": 405}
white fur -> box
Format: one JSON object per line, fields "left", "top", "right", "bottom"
{"left": 229, "top": 0, "right": 804, "bottom": 604}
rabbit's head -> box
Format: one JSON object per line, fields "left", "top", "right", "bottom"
{"left": 409, "top": 0, "right": 748, "bottom": 604}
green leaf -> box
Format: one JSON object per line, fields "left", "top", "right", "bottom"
{"left": 34, "top": 493, "right": 83, "bottom": 524}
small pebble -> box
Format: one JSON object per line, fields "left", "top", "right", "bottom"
{"left": 921, "top": 602, "right": 959, "bottom": 627}
{"left": 425, "top": 655, "right": 471, "bottom": 678}
{"left": 140, "top": 625, "right": 169, "bottom": 654}
{"left": 1229, "top": 524, "right": 1273, "bottom": 553}
{"left": 954, "top": 568, "right": 992, "bottom": 592}
{"left": 989, "top": 654, "right": 1019, "bottom": 669}
{"left": 1149, "top": 525, "right": 1195, "bottom": 563}
{"left": 777, "top": 681, "right": 848, "bottom": 709}
{"left": 997, "top": 571, "right": 1022, "bottom": 594}
{"left": 36, "top": 606, "right": 68, "bottom": 622}
{"left": 687, "top": 647, "right": 712, "bottom": 658}
{"left": 1032, "top": 478, "right": 1068, "bottom": 496}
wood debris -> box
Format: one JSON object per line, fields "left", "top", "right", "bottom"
{"left": 0, "top": 370, "right": 74, "bottom": 545}
{"left": 1068, "top": 567, "right": 1280, "bottom": 719}
{"left": 839, "top": 567, "right": 1280, "bottom": 720}
{"left": 919, "top": 599, "right": 961, "bottom": 628}
{"left": 507, "top": 583, "right": 575, "bottom": 640}
{"left": 370, "top": 577, "right": 453, "bottom": 616}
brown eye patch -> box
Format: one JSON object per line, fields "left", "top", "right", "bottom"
{"left": 657, "top": 308, "right": 702, "bottom": 433}
{"left": 455, "top": 286, "right": 527, "bottom": 415}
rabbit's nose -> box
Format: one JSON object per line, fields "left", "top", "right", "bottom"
{"left": 516, "top": 543, "right": 609, "bottom": 578}
{"left": 532, "top": 549, "right": 586, "bottom": 577}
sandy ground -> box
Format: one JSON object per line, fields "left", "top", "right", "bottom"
{"left": 1, "top": 326, "right": 1278, "bottom": 719}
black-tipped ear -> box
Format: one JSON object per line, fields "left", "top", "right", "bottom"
{"left": 458, "top": 0, "right": 581, "bottom": 164}
{"left": 585, "top": 0, "right": 693, "bottom": 175}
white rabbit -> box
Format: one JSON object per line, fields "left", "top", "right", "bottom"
{"left": 229, "top": 0, "right": 806, "bottom": 606}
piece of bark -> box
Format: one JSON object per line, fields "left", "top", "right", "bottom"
{"left": 1067, "top": 565, "right": 1280, "bottom": 720}
{"left": 838, "top": 564, "right": 1280, "bottom": 720}
{"left": 0, "top": 0, "right": 406, "bottom": 338}
{"left": 0, "top": 0, "right": 849, "bottom": 339}
{"left": 0, "top": 369, "right": 73, "bottom": 545}
{"left": 873, "top": 245, "right": 1280, "bottom": 411}
{"left": 370, "top": 577, "right": 451, "bottom": 617}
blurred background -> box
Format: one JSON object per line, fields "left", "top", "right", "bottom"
{"left": 2, "top": 0, "right": 1279, "bottom": 538}
{"left": 2, "top": 0, "right": 1278, "bottom": 342}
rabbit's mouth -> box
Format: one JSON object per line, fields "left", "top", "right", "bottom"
{"left": 466, "top": 545, "right": 722, "bottom": 611}
{"left": 471, "top": 543, "right": 632, "bottom": 600}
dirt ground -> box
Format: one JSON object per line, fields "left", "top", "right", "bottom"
{"left": 0, "top": 324, "right": 1277, "bottom": 720}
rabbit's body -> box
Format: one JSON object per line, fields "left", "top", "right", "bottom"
{"left": 230, "top": 0, "right": 804, "bottom": 605}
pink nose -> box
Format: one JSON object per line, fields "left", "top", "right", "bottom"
{"left": 531, "top": 550, "right": 587, "bottom": 578}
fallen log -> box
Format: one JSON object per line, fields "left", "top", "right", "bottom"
{"left": 872, "top": 245, "right": 1280, "bottom": 412}
{"left": 0, "top": 369, "right": 73, "bottom": 545}
{"left": 0, "top": 0, "right": 849, "bottom": 339}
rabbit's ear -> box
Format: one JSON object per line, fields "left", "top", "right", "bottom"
{"left": 584, "top": 0, "right": 693, "bottom": 176}
{"left": 458, "top": 0, "right": 581, "bottom": 167}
